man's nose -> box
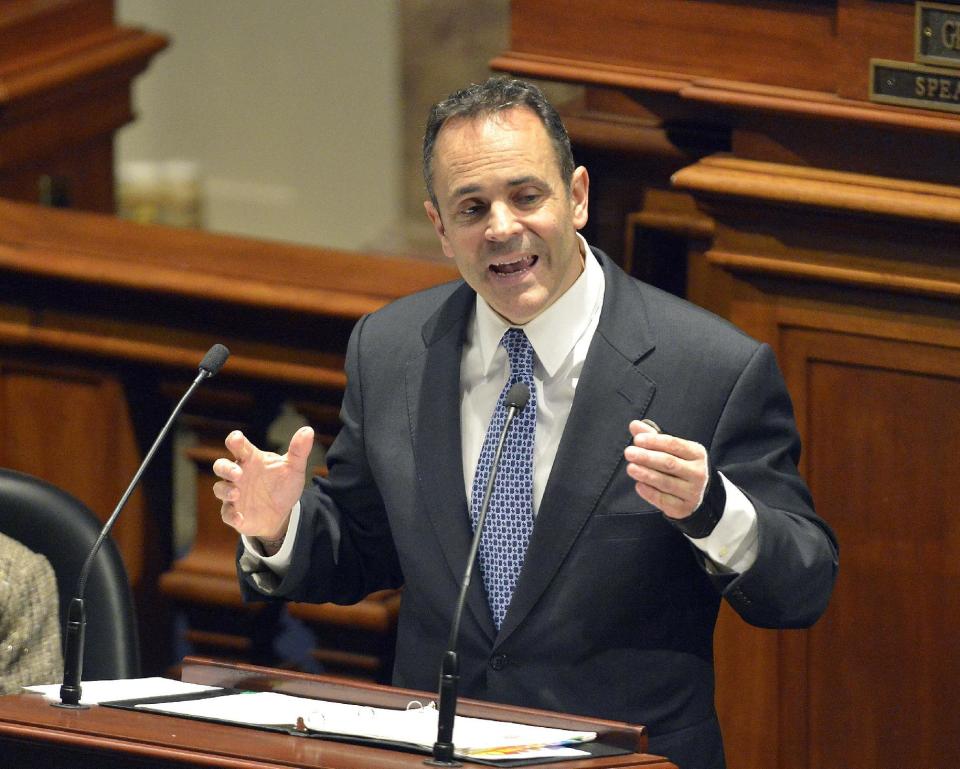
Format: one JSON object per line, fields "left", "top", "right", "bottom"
{"left": 485, "top": 202, "right": 522, "bottom": 241}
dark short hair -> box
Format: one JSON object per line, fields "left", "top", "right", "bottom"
{"left": 422, "top": 77, "right": 575, "bottom": 207}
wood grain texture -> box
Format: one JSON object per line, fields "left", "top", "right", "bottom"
{"left": 785, "top": 330, "right": 960, "bottom": 769}
{"left": 0, "top": 658, "right": 675, "bottom": 768}
{"left": 495, "top": 3, "right": 960, "bottom": 766}
{"left": 680, "top": 157, "right": 960, "bottom": 769}
{"left": 494, "top": 0, "right": 960, "bottom": 138}
{"left": 0, "top": 197, "right": 456, "bottom": 675}
{"left": 0, "top": 0, "right": 167, "bottom": 212}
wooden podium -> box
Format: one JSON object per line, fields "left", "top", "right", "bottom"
{"left": 0, "top": 658, "right": 676, "bottom": 769}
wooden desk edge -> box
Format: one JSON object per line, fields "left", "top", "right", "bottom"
{"left": 181, "top": 656, "right": 656, "bottom": 758}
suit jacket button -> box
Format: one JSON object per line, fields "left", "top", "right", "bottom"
{"left": 489, "top": 653, "right": 508, "bottom": 671}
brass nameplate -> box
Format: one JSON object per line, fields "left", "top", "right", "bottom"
{"left": 870, "top": 58, "right": 960, "bottom": 114}
{"left": 916, "top": 2, "right": 960, "bottom": 68}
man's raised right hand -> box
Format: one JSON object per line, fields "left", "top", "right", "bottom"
{"left": 212, "top": 426, "right": 315, "bottom": 541}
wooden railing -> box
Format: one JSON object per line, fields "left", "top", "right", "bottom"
{"left": 0, "top": 197, "right": 456, "bottom": 677}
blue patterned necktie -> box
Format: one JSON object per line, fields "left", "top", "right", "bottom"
{"left": 471, "top": 328, "right": 538, "bottom": 630}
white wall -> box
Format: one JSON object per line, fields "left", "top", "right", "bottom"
{"left": 116, "top": 0, "right": 402, "bottom": 251}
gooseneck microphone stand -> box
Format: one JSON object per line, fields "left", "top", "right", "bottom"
{"left": 55, "top": 344, "right": 230, "bottom": 708}
{"left": 426, "top": 382, "right": 530, "bottom": 766}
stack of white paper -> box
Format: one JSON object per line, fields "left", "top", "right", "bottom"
{"left": 137, "top": 691, "right": 595, "bottom": 759}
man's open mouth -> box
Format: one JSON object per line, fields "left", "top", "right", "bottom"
{"left": 490, "top": 254, "right": 537, "bottom": 275}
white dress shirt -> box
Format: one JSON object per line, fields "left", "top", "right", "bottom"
{"left": 246, "top": 235, "right": 758, "bottom": 574}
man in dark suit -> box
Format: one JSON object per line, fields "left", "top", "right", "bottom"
{"left": 213, "top": 78, "right": 838, "bottom": 769}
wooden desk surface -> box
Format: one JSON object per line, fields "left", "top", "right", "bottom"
{"left": 0, "top": 659, "right": 676, "bottom": 769}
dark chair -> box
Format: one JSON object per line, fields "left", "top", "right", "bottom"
{"left": 0, "top": 468, "right": 140, "bottom": 680}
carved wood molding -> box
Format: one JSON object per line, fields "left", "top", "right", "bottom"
{"left": 492, "top": 51, "right": 692, "bottom": 94}
{"left": 492, "top": 51, "right": 960, "bottom": 137}
{"left": 0, "top": 199, "right": 458, "bottom": 383}
{"left": 0, "top": 236, "right": 397, "bottom": 322}
{"left": 0, "top": 26, "right": 167, "bottom": 107}
{"left": 0, "top": 200, "right": 457, "bottom": 318}
{"left": 672, "top": 156, "right": 960, "bottom": 226}
{"left": 705, "top": 250, "right": 960, "bottom": 302}
{"left": 675, "top": 156, "right": 960, "bottom": 300}
{"left": 0, "top": 1, "right": 168, "bottom": 181}
{"left": 0, "top": 319, "right": 348, "bottom": 387}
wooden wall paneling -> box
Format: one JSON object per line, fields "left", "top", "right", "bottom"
{"left": 624, "top": 188, "right": 715, "bottom": 298}
{"left": 674, "top": 156, "right": 960, "bottom": 769}
{"left": 0, "top": 198, "right": 457, "bottom": 675}
{"left": 0, "top": 0, "right": 167, "bottom": 212}
{"left": 0, "top": 0, "right": 113, "bottom": 57}
{"left": 496, "top": 2, "right": 960, "bottom": 766}
{"left": 835, "top": 0, "right": 915, "bottom": 100}
{"left": 166, "top": 387, "right": 263, "bottom": 585}
{"left": 506, "top": 0, "right": 841, "bottom": 91}
{"left": 495, "top": 1, "right": 960, "bottom": 157}
{"left": 710, "top": 602, "right": 783, "bottom": 769}
{"left": 0, "top": 354, "right": 171, "bottom": 670}
{"left": 0, "top": 358, "right": 153, "bottom": 583}
{"left": 782, "top": 328, "right": 960, "bottom": 769}
{"left": 673, "top": 156, "right": 960, "bottom": 308}
{"left": 0, "top": 200, "right": 456, "bottom": 320}
{"left": 287, "top": 590, "right": 401, "bottom": 682}
{"left": 552, "top": 87, "right": 726, "bottom": 291}
{"left": 0, "top": 360, "right": 126, "bottom": 520}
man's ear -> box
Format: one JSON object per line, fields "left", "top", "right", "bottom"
{"left": 570, "top": 166, "right": 589, "bottom": 230}
{"left": 424, "top": 200, "right": 455, "bottom": 260}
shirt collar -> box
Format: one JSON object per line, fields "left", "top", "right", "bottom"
{"left": 474, "top": 234, "right": 603, "bottom": 378}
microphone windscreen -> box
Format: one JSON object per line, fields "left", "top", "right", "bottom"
{"left": 199, "top": 344, "right": 230, "bottom": 377}
{"left": 505, "top": 381, "right": 530, "bottom": 411}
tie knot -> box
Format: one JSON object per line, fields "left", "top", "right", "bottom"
{"left": 501, "top": 328, "right": 533, "bottom": 378}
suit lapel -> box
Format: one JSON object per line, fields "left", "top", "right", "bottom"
{"left": 406, "top": 282, "right": 497, "bottom": 643}
{"left": 496, "top": 251, "right": 657, "bottom": 644}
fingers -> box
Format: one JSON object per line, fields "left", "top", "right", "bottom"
{"left": 216, "top": 431, "right": 252, "bottom": 532}
{"left": 213, "top": 477, "right": 245, "bottom": 533}
{"left": 627, "top": 444, "right": 703, "bottom": 483}
{"left": 629, "top": 427, "right": 704, "bottom": 460}
{"left": 225, "top": 429, "right": 255, "bottom": 464}
{"left": 625, "top": 457, "right": 700, "bottom": 512}
{"left": 214, "top": 430, "right": 259, "bottom": 499}
{"left": 628, "top": 418, "right": 661, "bottom": 437}
{"left": 624, "top": 422, "right": 709, "bottom": 519}
{"left": 624, "top": 449, "right": 694, "bottom": 491}
{"left": 213, "top": 427, "right": 310, "bottom": 537}
{"left": 631, "top": 480, "right": 687, "bottom": 519}
{"left": 212, "top": 478, "right": 239, "bottom": 502}
{"left": 284, "top": 426, "right": 315, "bottom": 473}
{"left": 212, "top": 457, "right": 241, "bottom": 483}
{"left": 219, "top": 500, "right": 245, "bottom": 532}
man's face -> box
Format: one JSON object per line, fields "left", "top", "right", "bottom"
{"left": 424, "top": 108, "right": 589, "bottom": 325}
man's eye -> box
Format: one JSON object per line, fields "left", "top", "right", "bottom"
{"left": 459, "top": 204, "right": 484, "bottom": 217}
{"left": 516, "top": 193, "right": 542, "bottom": 206}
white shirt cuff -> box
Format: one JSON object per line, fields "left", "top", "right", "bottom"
{"left": 687, "top": 473, "right": 759, "bottom": 574}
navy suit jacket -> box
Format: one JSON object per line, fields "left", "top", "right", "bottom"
{"left": 240, "top": 248, "right": 838, "bottom": 769}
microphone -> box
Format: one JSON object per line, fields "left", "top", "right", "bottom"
{"left": 426, "top": 381, "right": 530, "bottom": 766}
{"left": 55, "top": 344, "right": 230, "bottom": 708}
